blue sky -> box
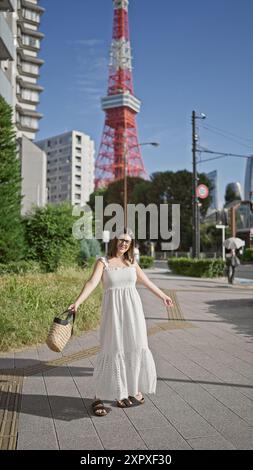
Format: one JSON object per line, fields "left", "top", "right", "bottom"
{"left": 38, "top": 0, "right": 253, "bottom": 207}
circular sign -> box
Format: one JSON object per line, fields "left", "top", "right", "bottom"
{"left": 196, "top": 184, "right": 209, "bottom": 199}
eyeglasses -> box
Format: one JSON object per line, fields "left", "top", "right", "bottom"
{"left": 118, "top": 238, "right": 131, "bottom": 245}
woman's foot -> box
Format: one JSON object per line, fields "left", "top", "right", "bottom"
{"left": 128, "top": 392, "right": 145, "bottom": 405}
{"left": 92, "top": 399, "right": 107, "bottom": 416}
{"left": 116, "top": 397, "right": 133, "bottom": 408}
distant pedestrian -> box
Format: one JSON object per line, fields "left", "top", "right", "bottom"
{"left": 226, "top": 248, "right": 240, "bottom": 284}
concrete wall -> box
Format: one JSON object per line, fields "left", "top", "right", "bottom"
{"left": 20, "top": 135, "right": 47, "bottom": 215}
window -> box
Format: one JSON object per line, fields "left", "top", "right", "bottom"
{"left": 75, "top": 184, "right": 81, "bottom": 189}
{"left": 47, "top": 140, "right": 51, "bottom": 147}
{"left": 61, "top": 175, "right": 69, "bottom": 182}
{"left": 22, "top": 9, "right": 40, "bottom": 23}
{"left": 75, "top": 193, "right": 81, "bottom": 200}
{"left": 22, "top": 62, "right": 39, "bottom": 75}
{"left": 75, "top": 156, "right": 81, "bottom": 162}
{"left": 22, "top": 35, "right": 40, "bottom": 49}
{"left": 76, "top": 135, "right": 81, "bottom": 145}
{"left": 20, "top": 116, "right": 39, "bottom": 130}
{"left": 75, "top": 165, "right": 81, "bottom": 171}
{"left": 75, "top": 146, "right": 82, "bottom": 152}
{"left": 21, "top": 88, "right": 39, "bottom": 102}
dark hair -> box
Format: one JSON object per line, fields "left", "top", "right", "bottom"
{"left": 108, "top": 227, "right": 135, "bottom": 265}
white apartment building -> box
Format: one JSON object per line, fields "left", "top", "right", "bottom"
{"left": 16, "top": 0, "right": 45, "bottom": 140}
{"left": 0, "top": 0, "right": 47, "bottom": 215}
{"left": 37, "top": 131, "right": 95, "bottom": 206}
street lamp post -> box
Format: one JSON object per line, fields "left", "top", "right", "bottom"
{"left": 124, "top": 141, "right": 159, "bottom": 228}
{"left": 192, "top": 110, "right": 206, "bottom": 258}
{"left": 216, "top": 224, "right": 226, "bottom": 261}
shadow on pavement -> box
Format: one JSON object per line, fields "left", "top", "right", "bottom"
{"left": 206, "top": 297, "right": 253, "bottom": 340}
{"left": 0, "top": 361, "right": 94, "bottom": 377}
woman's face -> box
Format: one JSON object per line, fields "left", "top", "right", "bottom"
{"left": 117, "top": 234, "right": 132, "bottom": 255}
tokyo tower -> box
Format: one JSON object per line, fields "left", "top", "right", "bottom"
{"left": 95, "top": 0, "right": 148, "bottom": 189}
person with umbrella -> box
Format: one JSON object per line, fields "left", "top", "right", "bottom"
{"left": 224, "top": 237, "right": 245, "bottom": 284}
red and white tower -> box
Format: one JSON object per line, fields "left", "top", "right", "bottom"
{"left": 95, "top": 0, "right": 148, "bottom": 189}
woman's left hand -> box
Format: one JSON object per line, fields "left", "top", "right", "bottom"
{"left": 162, "top": 295, "right": 173, "bottom": 308}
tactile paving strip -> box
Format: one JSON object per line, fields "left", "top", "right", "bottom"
{"left": 0, "top": 372, "right": 23, "bottom": 450}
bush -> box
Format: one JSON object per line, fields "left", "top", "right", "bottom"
{"left": 86, "top": 238, "right": 102, "bottom": 257}
{"left": 23, "top": 202, "right": 80, "bottom": 272}
{"left": 139, "top": 256, "right": 154, "bottom": 269}
{"left": 168, "top": 257, "right": 226, "bottom": 278}
{"left": 78, "top": 238, "right": 101, "bottom": 267}
{"left": 0, "top": 260, "right": 41, "bottom": 275}
{"left": 58, "top": 240, "right": 81, "bottom": 268}
{"left": 79, "top": 239, "right": 90, "bottom": 260}
{"left": 241, "top": 248, "right": 253, "bottom": 262}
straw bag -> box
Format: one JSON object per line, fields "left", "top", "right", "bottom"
{"left": 46, "top": 309, "right": 75, "bottom": 352}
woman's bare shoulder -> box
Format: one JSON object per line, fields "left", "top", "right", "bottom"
{"left": 96, "top": 257, "right": 107, "bottom": 267}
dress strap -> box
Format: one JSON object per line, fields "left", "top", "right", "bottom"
{"left": 98, "top": 256, "right": 109, "bottom": 268}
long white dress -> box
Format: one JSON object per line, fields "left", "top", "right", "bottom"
{"left": 92, "top": 256, "right": 157, "bottom": 401}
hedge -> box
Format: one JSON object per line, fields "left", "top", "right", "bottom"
{"left": 167, "top": 257, "right": 226, "bottom": 278}
{"left": 139, "top": 256, "right": 154, "bottom": 269}
{"left": 241, "top": 248, "right": 253, "bottom": 262}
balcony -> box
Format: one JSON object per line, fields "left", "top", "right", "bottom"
{"left": 20, "top": 0, "right": 45, "bottom": 14}
{"left": 16, "top": 105, "right": 43, "bottom": 132}
{"left": 0, "top": 15, "right": 14, "bottom": 60}
{"left": 17, "top": 77, "right": 44, "bottom": 92}
{"left": 0, "top": 0, "right": 14, "bottom": 12}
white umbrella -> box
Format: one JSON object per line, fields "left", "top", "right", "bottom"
{"left": 223, "top": 237, "right": 245, "bottom": 250}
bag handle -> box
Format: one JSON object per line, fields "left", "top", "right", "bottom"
{"left": 59, "top": 309, "right": 76, "bottom": 335}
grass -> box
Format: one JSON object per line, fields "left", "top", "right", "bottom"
{"left": 0, "top": 265, "right": 102, "bottom": 352}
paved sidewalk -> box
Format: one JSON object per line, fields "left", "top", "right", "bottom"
{"left": 1, "top": 269, "right": 253, "bottom": 450}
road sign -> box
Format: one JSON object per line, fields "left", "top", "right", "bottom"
{"left": 196, "top": 184, "right": 209, "bottom": 199}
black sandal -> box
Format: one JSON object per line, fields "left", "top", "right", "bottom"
{"left": 116, "top": 398, "right": 133, "bottom": 408}
{"left": 92, "top": 399, "right": 107, "bottom": 416}
{"left": 128, "top": 394, "right": 145, "bottom": 406}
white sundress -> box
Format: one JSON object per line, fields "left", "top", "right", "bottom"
{"left": 92, "top": 255, "right": 157, "bottom": 401}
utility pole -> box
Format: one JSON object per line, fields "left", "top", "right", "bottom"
{"left": 192, "top": 110, "right": 199, "bottom": 258}
{"left": 192, "top": 110, "right": 206, "bottom": 258}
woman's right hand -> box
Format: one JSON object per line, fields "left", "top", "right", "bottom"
{"left": 68, "top": 303, "right": 78, "bottom": 314}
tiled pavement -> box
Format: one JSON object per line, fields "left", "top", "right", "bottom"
{"left": 1, "top": 268, "right": 253, "bottom": 450}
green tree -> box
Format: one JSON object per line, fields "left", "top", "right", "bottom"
{"left": 0, "top": 96, "right": 25, "bottom": 263}
{"left": 23, "top": 202, "right": 80, "bottom": 272}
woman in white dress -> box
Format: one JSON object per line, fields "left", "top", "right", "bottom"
{"left": 68, "top": 229, "right": 173, "bottom": 417}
